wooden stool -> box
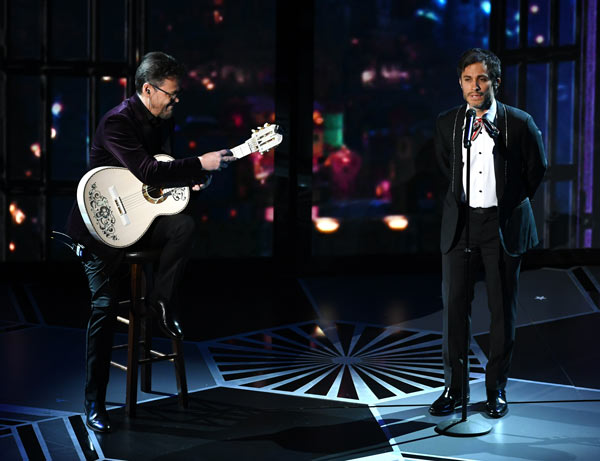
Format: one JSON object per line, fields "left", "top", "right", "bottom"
{"left": 110, "top": 249, "right": 188, "bottom": 417}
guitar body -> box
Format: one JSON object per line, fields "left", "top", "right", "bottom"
{"left": 77, "top": 154, "right": 190, "bottom": 248}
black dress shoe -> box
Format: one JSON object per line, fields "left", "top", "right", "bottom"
{"left": 485, "top": 389, "right": 508, "bottom": 418}
{"left": 429, "top": 387, "right": 469, "bottom": 416}
{"left": 85, "top": 400, "right": 112, "bottom": 433}
{"left": 150, "top": 299, "right": 183, "bottom": 339}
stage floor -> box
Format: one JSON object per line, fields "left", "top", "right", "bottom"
{"left": 1, "top": 266, "right": 599, "bottom": 460}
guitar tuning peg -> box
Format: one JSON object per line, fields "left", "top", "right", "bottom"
{"left": 264, "top": 122, "right": 270, "bottom": 127}
{"left": 251, "top": 129, "right": 256, "bottom": 133}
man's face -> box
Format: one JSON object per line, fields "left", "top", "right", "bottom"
{"left": 145, "top": 77, "right": 180, "bottom": 119}
{"left": 459, "top": 62, "right": 498, "bottom": 113}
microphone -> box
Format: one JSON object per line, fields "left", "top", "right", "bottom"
{"left": 463, "top": 108, "right": 476, "bottom": 148}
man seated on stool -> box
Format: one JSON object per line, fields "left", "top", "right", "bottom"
{"left": 66, "top": 51, "right": 235, "bottom": 432}
{"left": 430, "top": 48, "right": 546, "bottom": 419}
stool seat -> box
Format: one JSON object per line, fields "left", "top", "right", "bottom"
{"left": 123, "top": 249, "right": 161, "bottom": 263}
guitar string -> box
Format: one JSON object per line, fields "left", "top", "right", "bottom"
{"left": 109, "top": 149, "right": 229, "bottom": 208}
{"left": 120, "top": 186, "right": 182, "bottom": 209}
{"left": 99, "top": 186, "right": 174, "bottom": 214}
{"left": 114, "top": 143, "right": 245, "bottom": 206}
{"left": 119, "top": 185, "right": 167, "bottom": 205}
{"left": 95, "top": 135, "right": 278, "bottom": 210}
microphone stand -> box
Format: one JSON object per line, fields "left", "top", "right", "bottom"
{"left": 436, "top": 110, "right": 492, "bottom": 437}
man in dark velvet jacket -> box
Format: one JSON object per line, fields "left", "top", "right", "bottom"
{"left": 66, "top": 51, "right": 234, "bottom": 432}
{"left": 429, "top": 49, "right": 547, "bottom": 419}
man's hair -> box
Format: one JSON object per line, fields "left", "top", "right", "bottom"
{"left": 457, "top": 48, "right": 501, "bottom": 94}
{"left": 135, "top": 51, "right": 185, "bottom": 94}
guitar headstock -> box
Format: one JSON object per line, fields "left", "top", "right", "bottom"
{"left": 249, "top": 123, "right": 283, "bottom": 154}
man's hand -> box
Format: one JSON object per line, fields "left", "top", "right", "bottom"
{"left": 191, "top": 174, "right": 212, "bottom": 191}
{"left": 198, "top": 149, "right": 235, "bottom": 171}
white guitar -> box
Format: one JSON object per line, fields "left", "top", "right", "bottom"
{"left": 77, "top": 123, "right": 283, "bottom": 248}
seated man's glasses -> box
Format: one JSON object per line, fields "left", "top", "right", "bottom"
{"left": 151, "top": 83, "right": 181, "bottom": 100}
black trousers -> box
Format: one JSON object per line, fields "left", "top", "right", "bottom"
{"left": 442, "top": 210, "right": 521, "bottom": 392}
{"left": 82, "top": 214, "right": 195, "bottom": 403}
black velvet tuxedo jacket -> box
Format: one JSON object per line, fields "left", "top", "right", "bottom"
{"left": 66, "top": 94, "right": 207, "bottom": 261}
{"left": 434, "top": 102, "right": 547, "bottom": 256}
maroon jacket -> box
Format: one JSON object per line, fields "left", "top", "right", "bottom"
{"left": 66, "top": 94, "right": 206, "bottom": 260}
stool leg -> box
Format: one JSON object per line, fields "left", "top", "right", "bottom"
{"left": 172, "top": 339, "right": 188, "bottom": 408}
{"left": 126, "top": 263, "right": 142, "bottom": 417}
{"left": 140, "top": 301, "right": 153, "bottom": 393}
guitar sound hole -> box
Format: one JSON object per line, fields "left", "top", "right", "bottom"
{"left": 142, "top": 185, "right": 166, "bottom": 204}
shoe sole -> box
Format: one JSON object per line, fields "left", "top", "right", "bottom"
{"left": 428, "top": 400, "right": 469, "bottom": 416}
{"left": 85, "top": 420, "right": 112, "bottom": 433}
{"left": 486, "top": 407, "right": 508, "bottom": 418}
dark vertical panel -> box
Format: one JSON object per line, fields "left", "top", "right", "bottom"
{"left": 528, "top": 0, "right": 551, "bottom": 47}
{"left": 504, "top": 0, "right": 521, "bottom": 49}
{"left": 526, "top": 63, "right": 550, "bottom": 245}
{"left": 0, "top": 70, "right": 6, "bottom": 187}
{"left": 548, "top": 55, "right": 557, "bottom": 244}
{"left": 7, "top": 76, "right": 42, "bottom": 180}
{"left": 584, "top": 0, "right": 597, "bottom": 247}
{"left": 559, "top": 0, "right": 577, "bottom": 45}
{"left": 7, "top": 0, "right": 42, "bottom": 59}
{"left": 89, "top": 0, "right": 98, "bottom": 171}
{"left": 519, "top": 0, "right": 529, "bottom": 48}
{"left": 49, "top": 0, "right": 89, "bottom": 60}
{"left": 526, "top": 64, "right": 550, "bottom": 151}
{"left": 556, "top": 61, "right": 575, "bottom": 164}
{"left": 551, "top": 180, "right": 573, "bottom": 246}
{"left": 273, "top": 0, "right": 314, "bottom": 271}
{"left": 99, "top": 0, "right": 126, "bottom": 61}
{"left": 126, "top": 0, "right": 137, "bottom": 98}
{"left": 554, "top": 180, "right": 573, "bottom": 214}
{"left": 49, "top": 77, "right": 89, "bottom": 181}
{"left": 502, "top": 65, "right": 519, "bottom": 107}
{"left": 0, "top": 0, "right": 5, "bottom": 260}
{"left": 0, "top": 191, "right": 5, "bottom": 260}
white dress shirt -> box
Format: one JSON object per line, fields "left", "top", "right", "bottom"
{"left": 462, "top": 100, "right": 498, "bottom": 208}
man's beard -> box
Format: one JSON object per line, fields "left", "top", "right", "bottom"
{"left": 471, "top": 91, "right": 494, "bottom": 111}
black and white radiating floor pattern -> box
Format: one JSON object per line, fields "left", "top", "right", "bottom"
{"left": 1, "top": 267, "right": 600, "bottom": 460}
{"left": 201, "top": 321, "right": 485, "bottom": 404}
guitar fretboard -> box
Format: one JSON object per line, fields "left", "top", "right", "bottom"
{"left": 231, "top": 139, "right": 259, "bottom": 159}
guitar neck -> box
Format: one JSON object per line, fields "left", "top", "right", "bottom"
{"left": 230, "top": 139, "right": 258, "bottom": 159}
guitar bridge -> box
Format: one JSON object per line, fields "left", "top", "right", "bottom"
{"left": 108, "top": 185, "right": 131, "bottom": 226}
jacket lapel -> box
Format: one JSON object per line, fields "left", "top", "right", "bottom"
{"left": 494, "top": 101, "right": 507, "bottom": 201}
{"left": 452, "top": 105, "right": 466, "bottom": 199}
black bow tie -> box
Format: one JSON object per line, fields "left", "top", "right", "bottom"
{"left": 471, "top": 117, "right": 499, "bottom": 141}
{"left": 482, "top": 117, "right": 499, "bottom": 139}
